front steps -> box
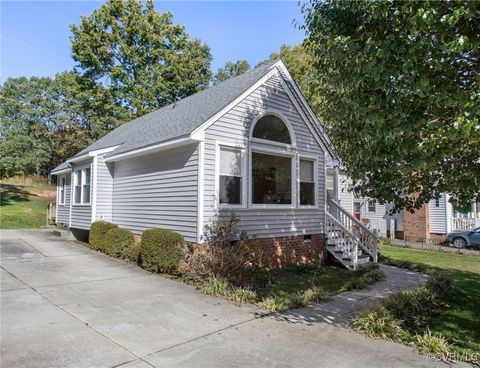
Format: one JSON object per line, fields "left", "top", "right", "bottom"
{"left": 326, "top": 244, "right": 371, "bottom": 270}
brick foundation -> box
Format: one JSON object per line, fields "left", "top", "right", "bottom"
{"left": 403, "top": 205, "right": 430, "bottom": 242}
{"left": 243, "top": 234, "right": 326, "bottom": 268}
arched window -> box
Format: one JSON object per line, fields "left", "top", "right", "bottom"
{"left": 252, "top": 114, "right": 291, "bottom": 144}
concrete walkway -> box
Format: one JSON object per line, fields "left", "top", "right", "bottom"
{"left": 1, "top": 229, "right": 463, "bottom": 368}
{"left": 276, "top": 265, "right": 428, "bottom": 325}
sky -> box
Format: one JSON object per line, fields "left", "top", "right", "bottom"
{"left": 1, "top": 1, "right": 306, "bottom": 81}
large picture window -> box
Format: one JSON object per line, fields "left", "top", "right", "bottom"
{"left": 74, "top": 167, "right": 91, "bottom": 205}
{"left": 300, "top": 159, "right": 315, "bottom": 206}
{"left": 219, "top": 147, "right": 242, "bottom": 205}
{"left": 252, "top": 152, "right": 292, "bottom": 205}
{"left": 58, "top": 175, "right": 66, "bottom": 205}
{"left": 252, "top": 114, "right": 291, "bottom": 144}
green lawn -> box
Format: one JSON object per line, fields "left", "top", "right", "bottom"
{"left": 1, "top": 183, "right": 55, "bottom": 229}
{"left": 381, "top": 244, "right": 480, "bottom": 354}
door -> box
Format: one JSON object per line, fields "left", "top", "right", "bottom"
{"left": 354, "top": 201, "right": 361, "bottom": 220}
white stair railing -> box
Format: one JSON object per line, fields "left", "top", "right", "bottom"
{"left": 451, "top": 218, "right": 480, "bottom": 231}
{"left": 325, "top": 212, "right": 362, "bottom": 270}
{"left": 327, "top": 199, "right": 378, "bottom": 262}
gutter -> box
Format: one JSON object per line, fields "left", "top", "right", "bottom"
{"left": 104, "top": 136, "right": 199, "bottom": 162}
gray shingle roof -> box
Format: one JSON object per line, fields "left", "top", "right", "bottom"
{"left": 73, "top": 61, "right": 276, "bottom": 160}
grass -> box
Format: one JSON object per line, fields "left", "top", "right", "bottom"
{"left": 381, "top": 243, "right": 480, "bottom": 355}
{"left": 1, "top": 182, "right": 55, "bottom": 229}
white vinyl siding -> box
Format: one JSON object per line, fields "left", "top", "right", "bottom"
{"left": 429, "top": 194, "right": 447, "bottom": 234}
{"left": 94, "top": 155, "right": 114, "bottom": 222}
{"left": 203, "top": 73, "right": 326, "bottom": 238}
{"left": 112, "top": 144, "right": 198, "bottom": 242}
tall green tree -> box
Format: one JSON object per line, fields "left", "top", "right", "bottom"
{"left": 213, "top": 60, "right": 250, "bottom": 84}
{"left": 0, "top": 77, "right": 54, "bottom": 177}
{"left": 302, "top": 0, "right": 480, "bottom": 210}
{"left": 71, "top": 0, "right": 212, "bottom": 117}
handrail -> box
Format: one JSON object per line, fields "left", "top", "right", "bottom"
{"left": 328, "top": 199, "right": 376, "bottom": 238}
{"left": 327, "top": 199, "right": 377, "bottom": 262}
{"left": 325, "top": 212, "right": 359, "bottom": 269}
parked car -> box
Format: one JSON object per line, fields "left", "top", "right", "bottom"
{"left": 447, "top": 227, "right": 480, "bottom": 249}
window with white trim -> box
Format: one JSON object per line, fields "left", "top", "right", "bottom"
{"left": 58, "top": 175, "right": 66, "bottom": 205}
{"left": 300, "top": 159, "right": 315, "bottom": 206}
{"left": 252, "top": 152, "right": 292, "bottom": 205}
{"left": 368, "top": 199, "right": 376, "bottom": 213}
{"left": 74, "top": 167, "right": 91, "bottom": 205}
{"left": 252, "top": 114, "right": 291, "bottom": 144}
{"left": 326, "top": 167, "right": 334, "bottom": 201}
{"left": 219, "top": 147, "right": 242, "bottom": 205}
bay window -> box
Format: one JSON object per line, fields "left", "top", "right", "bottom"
{"left": 74, "top": 167, "right": 91, "bottom": 205}
{"left": 300, "top": 159, "right": 315, "bottom": 206}
{"left": 219, "top": 147, "right": 242, "bottom": 205}
{"left": 252, "top": 152, "right": 292, "bottom": 205}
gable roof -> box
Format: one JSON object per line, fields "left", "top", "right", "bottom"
{"left": 52, "top": 60, "right": 338, "bottom": 174}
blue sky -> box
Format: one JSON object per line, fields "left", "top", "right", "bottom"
{"left": 1, "top": 1, "right": 305, "bottom": 81}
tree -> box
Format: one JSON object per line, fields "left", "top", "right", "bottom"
{"left": 0, "top": 73, "right": 102, "bottom": 177}
{"left": 71, "top": 0, "right": 212, "bottom": 117}
{"left": 213, "top": 60, "right": 250, "bottom": 84}
{"left": 302, "top": 0, "right": 480, "bottom": 211}
{"left": 0, "top": 77, "right": 54, "bottom": 177}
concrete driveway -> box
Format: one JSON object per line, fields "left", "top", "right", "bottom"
{"left": 1, "top": 230, "right": 455, "bottom": 368}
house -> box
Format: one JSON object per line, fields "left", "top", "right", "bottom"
{"left": 51, "top": 61, "right": 378, "bottom": 269}
{"left": 336, "top": 173, "right": 479, "bottom": 243}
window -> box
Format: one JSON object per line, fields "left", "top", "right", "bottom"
{"left": 434, "top": 198, "right": 440, "bottom": 207}
{"left": 354, "top": 202, "right": 361, "bottom": 213}
{"left": 368, "top": 199, "right": 376, "bottom": 213}
{"left": 326, "top": 167, "right": 334, "bottom": 201}
{"left": 83, "top": 168, "right": 91, "bottom": 204}
{"left": 252, "top": 152, "right": 291, "bottom": 205}
{"left": 219, "top": 147, "right": 242, "bottom": 205}
{"left": 74, "top": 167, "right": 91, "bottom": 205}
{"left": 74, "top": 170, "right": 82, "bottom": 204}
{"left": 252, "top": 114, "right": 291, "bottom": 144}
{"left": 300, "top": 159, "right": 315, "bottom": 206}
{"left": 58, "top": 175, "right": 66, "bottom": 205}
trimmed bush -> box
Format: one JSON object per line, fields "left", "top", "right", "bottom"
{"left": 104, "top": 228, "right": 135, "bottom": 259}
{"left": 140, "top": 228, "right": 184, "bottom": 273}
{"left": 89, "top": 221, "right": 118, "bottom": 252}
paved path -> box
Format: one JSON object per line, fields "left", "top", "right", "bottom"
{"left": 1, "top": 230, "right": 463, "bottom": 368}
{"left": 276, "top": 265, "right": 428, "bottom": 325}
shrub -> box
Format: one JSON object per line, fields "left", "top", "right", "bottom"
{"left": 201, "top": 277, "right": 232, "bottom": 297}
{"left": 229, "top": 287, "right": 257, "bottom": 304}
{"left": 302, "top": 286, "right": 329, "bottom": 303}
{"left": 257, "top": 296, "right": 289, "bottom": 312}
{"left": 140, "top": 228, "right": 184, "bottom": 273}
{"left": 416, "top": 328, "right": 451, "bottom": 361}
{"left": 351, "top": 307, "right": 405, "bottom": 341}
{"left": 185, "top": 215, "right": 249, "bottom": 282}
{"left": 89, "top": 221, "right": 118, "bottom": 252}
{"left": 128, "top": 241, "right": 141, "bottom": 264}
{"left": 104, "top": 228, "right": 135, "bottom": 259}
{"left": 382, "top": 286, "right": 438, "bottom": 330}
{"left": 426, "top": 272, "right": 454, "bottom": 300}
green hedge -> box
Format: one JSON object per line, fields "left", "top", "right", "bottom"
{"left": 140, "top": 228, "right": 184, "bottom": 273}
{"left": 89, "top": 221, "right": 118, "bottom": 251}
{"left": 104, "top": 227, "right": 135, "bottom": 259}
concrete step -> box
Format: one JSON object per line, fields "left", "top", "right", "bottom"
{"left": 52, "top": 229, "right": 75, "bottom": 240}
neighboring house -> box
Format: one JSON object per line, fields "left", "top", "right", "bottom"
{"left": 336, "top": 174, "right": 479, "bottom": 243}
{"left": 51, "top": 61, "right": 378, "bottom": 269}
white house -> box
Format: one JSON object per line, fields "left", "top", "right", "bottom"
{"left": 52, "top": 61, "right": 378, "bottom": 269}
{"left": 336, "top": 173, "right": 479, "bottom": 242}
